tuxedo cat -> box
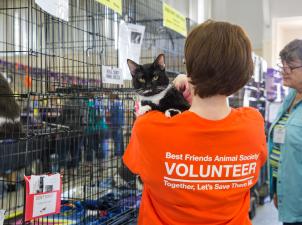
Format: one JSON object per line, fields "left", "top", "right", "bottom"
{"left": 0, "top": 72, "right": 23, "bottom": 139}
{"left": 114, "top": 55, "right": 190, "bottom": 190}
{"left": 127, "top": 54, "right": 190, "bottom": 117}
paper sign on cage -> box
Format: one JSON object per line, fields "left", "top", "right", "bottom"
{"left": 163, "top": 2, "right": 187, "bottom": 37}
{"left": 97, "top": 0, "right": 122, "bottom": 15}
{"left": 118, "top": 22, "right": 145, "bottom": 80}
{"left": 24, "top": 173, "right": 62, "bottom": 222}
{"left": 0, "top": 210, "right": 5, "bottom": 225}
{"left": 35, "top": 0, "right": 69, "bottom": 21}
{"left": 102, "top": 66, "right": 124, "bottom": 85}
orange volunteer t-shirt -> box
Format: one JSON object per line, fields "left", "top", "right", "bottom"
{"left": 123, "top": 108, "right": 267, "bottom": 225}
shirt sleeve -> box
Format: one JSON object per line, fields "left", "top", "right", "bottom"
{"left": 123, "top": 122, "right": 141, "bottom": 175}
{"left": 248, "top": 107, "right": 268, "bottom": 167}
{"left": 259, "top": 117, "right": 268, "bottom": 167}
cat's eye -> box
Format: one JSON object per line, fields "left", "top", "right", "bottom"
{"left": 138, "top": 78, "right": 145, "bottom": 83}
{"left": 152, "top": 75, "right": 159, "bottom": 81}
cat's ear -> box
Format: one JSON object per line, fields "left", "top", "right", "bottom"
{"left": 127, "top": 59, "right": 139, "bottom": 77}
{"left": 154, "top": 54, "right": 165, "bottom": 70}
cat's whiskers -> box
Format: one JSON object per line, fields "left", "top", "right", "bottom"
{"left": 142, "top": 89, "right": 152, "bottom": 94}
{"left": 157, "top": 86, "right": 168, "bottom": 91}
{"left": 137, "top": 89, "right": 146, "bottom": 95}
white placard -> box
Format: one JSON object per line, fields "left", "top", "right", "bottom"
{"left": 268, "top": 102, "right": 282, "bottom": 123}
{"left": 35, "top": 0, "right": 69, "bottom": 21}
{"left": 0, "top": 210, "right": 5, "bottom": 225}
{"left": 30, "top": 174, "right": 60, "bottom": 194}
{"left": 102, "top": 66, "right": 124, "bottom": 85}
{"left": 118, "top": 22, "right": 145, "bottom": 80}
{"left": 273, "top": 126, "right": 286, "bottom": 144}
{"left": 32, "top": 192, "right": 57, "bottom": 217}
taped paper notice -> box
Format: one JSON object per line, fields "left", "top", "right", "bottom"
{"left": 30, "top": 174, "right": 60, "bottom": 194}
{"left": 163, "top": 3, "right": 187, "bottom": 37}
{"left": 97, "top": 0, "right": 122, "bottom": 15}
{"left": 24, "top": 173, "right": 61, "bottom": 221}
{"left": 102, "top": 66, "right": 123, "bottom": 85}
{"left": 118, "top": 22, "right": 145, "bottom": 80}
{"left": 35, "top": 0, "right": 69, "bottom": 21}
{"left": 32, "top": 192, "right": 57, "bottom": 218}
{"left": 0, "top": 210, "right": 5, "bottom": 225}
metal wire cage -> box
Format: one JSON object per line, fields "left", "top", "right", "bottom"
{"left": 0, "top": 0, "right": 269, "bottom": 223}
{"left": 0, "top": 0, "right": 189, "bottom": 224}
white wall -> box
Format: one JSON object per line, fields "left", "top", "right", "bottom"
{"left": 211, "top": 0, "right": 264, "bottom": 53}
{"left": 211, "top": 0, "right": 302, "bottom": 66}
{"left": 270, "top": 0, "right": 302, "bottom": 18}
{"left": 264, "top": 0, "right": 302, "bottom": 66}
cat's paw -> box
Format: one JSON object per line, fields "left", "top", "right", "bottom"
{"left": 136, "top": 105, "right": 152, "bottom": 116}
{"left": 165, "top": 109, "right": 181, "bottom": 117}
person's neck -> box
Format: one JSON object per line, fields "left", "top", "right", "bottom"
{"left": 189, "top": 94, "right": 231, "bottom": 120}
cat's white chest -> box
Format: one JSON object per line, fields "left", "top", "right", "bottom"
{"left": 135, "top": 84, "right": 172, "bottom": 116}
{"left": 138, "top": 84, "right": 171, "bottom": 104}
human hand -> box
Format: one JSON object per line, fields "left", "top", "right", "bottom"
{"left": 273, "top": 193, "right": 278, "bottom": 209}
{"left": 173, "top": 74, "right": 192, "bottom": 104}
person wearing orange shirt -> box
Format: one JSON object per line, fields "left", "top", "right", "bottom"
{"left": 123, "top": 20, "right": 267, "bottom": 225}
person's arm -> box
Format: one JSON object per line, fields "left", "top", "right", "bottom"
{"left": 260, "top": 140, "right": 268, "bottom": 167}
{"left": 173, "top": 74, "right": 192, "bottom": 104}
{"left": 259, "top": 119, "right": 268, "bottom": 167}
{"left": 258, "top": 113, "right": 268, "bottom": 167}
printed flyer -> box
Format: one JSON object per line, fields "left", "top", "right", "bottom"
{"left": 24, "top": 173, "right": 61, "bottom": 221}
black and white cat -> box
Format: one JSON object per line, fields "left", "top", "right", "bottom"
{"left": 114, "top": 55, "right": 190, "bottom": 190}
{"left": 0, "top": 72, "right": 23, "bottom": 139}
{"left": 127, "top": 54, "right": 190, "bottom": 117}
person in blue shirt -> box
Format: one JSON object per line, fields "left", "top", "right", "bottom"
{"left": 107, "top": 94, "right": 124, "bottom": 157}
{"left": 269, "top": 39, "right": 302, "bottom": 225}
{"left": 83, "top": 94, "right": 108, "bottom": 162}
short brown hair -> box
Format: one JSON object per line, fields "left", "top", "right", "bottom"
{"left": 185, "top": 20, "right": 253, "bottom": 98}
{"left": 279, "top": 39, "right": 302, "bottom": 63}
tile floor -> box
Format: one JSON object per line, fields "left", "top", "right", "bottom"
{"left": 252, "top": 201, "right": 282, "bottom": 225}
{"left": 128, "top": 201, "right": 282, "bottom": 225}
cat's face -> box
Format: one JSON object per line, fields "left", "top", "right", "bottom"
{"left": 127, "top": 54, "right": 169, "bottom": 96}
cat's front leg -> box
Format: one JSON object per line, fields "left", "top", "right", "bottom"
{"left": 136, "top": 100, "right": 158, "bottom": 116}
{"left": 137, "top": 105, "right": 152, "bottom": 116}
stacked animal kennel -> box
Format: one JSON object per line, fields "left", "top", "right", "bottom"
{"left": 0, "top": 0, "right": 269, "bottom": 223}
{"left": 0, "top": 0, "right": 189, "bottom": 224}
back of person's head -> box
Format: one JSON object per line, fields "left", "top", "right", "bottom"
{"left": 279, "top": 39, "right": 302, "bottom": 63}
{"left": 185, "top": 20, "right": 253, "bottom": 98}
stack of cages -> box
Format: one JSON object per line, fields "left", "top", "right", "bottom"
{"left": 245, "top": 54, "right": 268, "bottom": 209}
{"left": 136, "top": 1, "right": 196, "bottom": 81}
{"left": 0, "top": 0, "right": 140, "bottom": 224}
{"left": 229, "top": 53, "right": 268, "bottom": 218}
{"left": 229, "top": 53, "right": 267, "bottom": 114}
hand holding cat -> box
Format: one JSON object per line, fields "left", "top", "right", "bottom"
{"left": 173, "top": 74, "right": 192, "bottom": 104}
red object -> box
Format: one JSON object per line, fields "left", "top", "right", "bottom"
{"left": 24, "top": 74, "right": 32, "bottom": 88}
{"left": 24, "top": 174, "right": 62, "bottom": 222}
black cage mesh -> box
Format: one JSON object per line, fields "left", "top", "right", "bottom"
{"left": 0, "top": 0, "right": 190, "bottom": 224}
